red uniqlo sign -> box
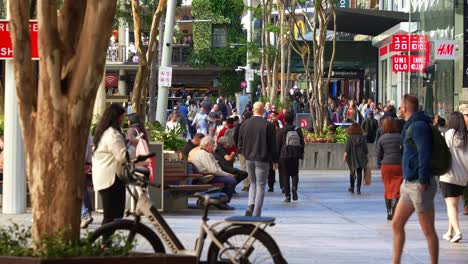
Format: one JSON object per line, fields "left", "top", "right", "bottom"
{"left": 391, "top": 34, "right": 428, "bottom": 52}
{"left": 0, "top": 20, "right": 39, "bottom": 59}
{"left": 392, "top": 55, "right": 426, "bottom": 72}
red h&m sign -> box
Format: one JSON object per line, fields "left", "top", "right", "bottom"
{"left": 0, "top": 20, "right": 39, "bottom": 59}
{"left": 392, "top": 55, "right": 426, "bottom": 72}
{"left": 391, "top": 34, "right": 428, "bottom": 52}
{"left": 434, "top": 40, "right": 456, "bottom": 60}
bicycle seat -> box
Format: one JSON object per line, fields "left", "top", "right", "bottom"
{"left": 194, "top": 192, "right": 228, "bottom": 206}
{"left": 224, "top": 216, "right": 275, "bottom": 223}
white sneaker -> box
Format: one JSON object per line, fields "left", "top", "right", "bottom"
{"left": 80, "top": 216, "right": 94, "bottom": 229}
{"left": 442, "top": 232, "right": 452, "bottom": 241}
{"left": 450, "top": 233, "right": 462, "bottom": 243}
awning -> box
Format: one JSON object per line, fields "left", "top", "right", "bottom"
{"left": 330, "top": 8, "right": 411, "bottom": 36}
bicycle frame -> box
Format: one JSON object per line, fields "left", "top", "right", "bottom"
{"left": 134, "top": 191, "right": 272, "bottom": 263}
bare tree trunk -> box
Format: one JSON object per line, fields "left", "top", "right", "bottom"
{"left": 131, "top": 0, "right": 166, "bottom": 120}
{"left": 149, "top": 13, "right": 165, "bottom": 125}
{"left": 9, "top": 0, "right": 117, "bottom": 243}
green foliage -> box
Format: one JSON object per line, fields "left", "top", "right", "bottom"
{"left": 0, "top": 224, "right": 133, "bottom": 258}
{"left": 334, "top": 127, "right": 348, "bottom": 144}
{"left": 190, "top": 47, "right": 245, "bottom": 68}
{"left": 150, "top": 124, "right": 186, "bottom": 151}
{"left": 219, "top": 71, "right": 243, "bottom": 97}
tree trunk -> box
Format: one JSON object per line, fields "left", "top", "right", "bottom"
{"left": 131, "top": 0, "right": 166, "bottom": 121}
{"left": 279, "top": 0, "right": 286, "bottom": 106}
{"left": 8, "top": 0, "right": 117, "bottom": 243}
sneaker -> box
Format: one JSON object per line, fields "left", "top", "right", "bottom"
{"left": 241, "top": 186, "right": 250, "bottom": 192}
{"left": 348, "top": 187, "right": 354, "bottom": 193}
{"left": 80, "top": 216, "right": 93, "bottom": 229}
{"left": 267, "top": 187, "right": 274, "bottom": 192}
{"left": 284, "top": 197, "right": 291, "bottom": 203}
{"left": 464, "top": 206, "right": 468, "bottom": 215}
{"left": 442, "top": 232, "right": 452, "bottom": 241}
{"left": 245, "top": 204, "right": 254, "bottom": 216}
{"left": 450, "top": 233, "right": 462, "bottom": 243}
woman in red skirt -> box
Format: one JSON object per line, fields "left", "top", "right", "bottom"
{"left": 376, "top": 118, "right": 403, "bottom": 220}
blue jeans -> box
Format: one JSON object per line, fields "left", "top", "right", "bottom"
{"left": 81, "top": 179, "right": 92, "bottom": 218}
{"left": 211, "top": 176, "right": 237, "bottom": 203}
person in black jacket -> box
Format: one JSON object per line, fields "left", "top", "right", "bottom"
{"left": 214, "top": 136, "right": 248, "bottom": 188}
{"left": 238, "top": 102, "right": 278, "bottom": 216}
{"left": 276, "top": 112, "right": 305, "bottom": 202}
{"left": 362, "top": 111, "right": 378, "bottom": 143}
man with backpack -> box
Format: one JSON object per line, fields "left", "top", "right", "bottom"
{"left": 393, "top": 94, "right": 440, "bottom": 264}
{"left": 276, "top": 112, "right": 305, "bottom": 202}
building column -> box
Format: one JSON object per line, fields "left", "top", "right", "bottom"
{"left": 2, "top": 61, "right": 27, "bottom": 214}
{"left": 118, "top": 69, "right": 126, "bottom": 96}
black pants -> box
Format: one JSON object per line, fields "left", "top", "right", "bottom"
{"left": 99, "top": 176, "right": 126, "bottom": 225}
{"left": 349, "top": 168, "right": 363, "bottom": 190}
{"left": 279, "top": 158, "right": 299, "bottom": 198}
{"left": 268, "top": 162, "right": 282, "bottom": 189}
{"left": 233, "top": 169, "right": 248, "bottom": 186}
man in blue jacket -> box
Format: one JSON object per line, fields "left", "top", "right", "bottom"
{"left": 392, "top": 95, "right": 438, "bottom": 264}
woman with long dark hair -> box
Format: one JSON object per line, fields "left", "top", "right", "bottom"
{"left": 344, "top": 123, "right": 368, "bottom": 194}
{"left": 377, "top": 118, "right": 403, "bottom": 220}
{"left": 440, "top": 112, "right": 468, "bottom": 243}
{"left": 92, "top": 103, "right": 128, "bottom": 226}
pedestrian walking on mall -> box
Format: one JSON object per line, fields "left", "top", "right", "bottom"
{"left": 234, "top": 111, "right": 253, "bottom": 192}
{"left": 377, "top": 118, "right": 403, "bottom": 220}
{"left": 343, "top": 123, "right": 368, "bottom": 194}
{"left": 267, "top": 112, "right": 282, "bottom": 192}
{"left": 277, "top": 112, "right": 305, "bottom": 202}
{"left": 238, "top": 102, "right": 278, "bottom": 216}
{"left": 92, "top": 103, "right": 128, "bottom": 227}
{"left": 440, "top": 112, "right": 468, "bottom": 243}
{"left": 392, "top": 95, "right": 438, "bottom": 264}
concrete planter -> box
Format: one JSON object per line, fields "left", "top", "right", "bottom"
{"left": 301, "top": 143, "right": 377, "bottom": 170}
{"left": 0, "top": 255, "right": 197, "bottom": 264}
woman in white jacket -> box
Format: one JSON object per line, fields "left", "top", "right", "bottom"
{"left": 440, "top": 112, "right": 468, "bottom": 243}
{"left": 92, "top": 103, "right": 128, "bottom": 226}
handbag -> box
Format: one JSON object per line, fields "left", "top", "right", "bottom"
{"left": 364, "top": 165, "right": 372, "bottom": 186}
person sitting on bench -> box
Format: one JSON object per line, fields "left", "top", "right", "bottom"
{"left": 214, "top": 136, "right": 248, "bottom": 191}
{"left": 183, "top": 133, "right": 205, "bottom": 174}
{"left": 192, "top": 137, "right": 237, "bottom": 210}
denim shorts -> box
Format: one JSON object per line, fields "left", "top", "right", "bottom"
{"left": 400, "top": 177, "right": 437, "bottom": 213}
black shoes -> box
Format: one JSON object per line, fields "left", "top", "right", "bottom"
{"left": 267, "top": 187, "right": 274, "bottom": 192}
{"left": 245, "top": 204, "right": 254, "bottom": 216}
{"left": 348, "top": 187, "right": 354, "bottom": 193}
{"left": 284, "top": 197, "right": 291, "bottom": 203}
{"left": 292, "top": 190, "right": 298, "bottom": 201}
{"left": 218, "top": 203, "right": 235, "bottom": 210}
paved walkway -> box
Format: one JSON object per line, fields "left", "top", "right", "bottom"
{"left": 1, "top": 170, "right": 468, "bottom": 263}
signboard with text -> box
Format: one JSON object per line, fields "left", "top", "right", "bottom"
{"left": 392, "top": 55, "right": 426, "bottom": 73}
{"left": 391, "top": 34, "right": 427, "bottom": 52}
{"left": 335, "top": 0, "right": 349, "bottom": 8}
{"left": 434, "top": 40, "right": 456, "bottom": 60}
{"left": 158, "top": 66, "right": 172, "bottom": 87}
{"left": 0, "top": 20, "right": 39, "bottom": 59}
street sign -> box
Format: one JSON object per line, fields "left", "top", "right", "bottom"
{"left": 0, "top": 20, "right": 39, "bottom": 59}
{"left": 245, "top": 69, "right": 255, "bottom": 81}
{"left": 335, "top": 0, "right": 349, "bottom": 8}
{"left": 240, "top": 81, "right": 247, "bottom": 89}
{"left": 158, "top": 66, "right": 172, "bottom": 87}
{"left": 434, "top": 40, "right": 456, "bottom": 60}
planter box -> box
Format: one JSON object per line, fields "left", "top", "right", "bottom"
{"left": 301, "top": 143, "right": 377, "bottom": 170}
{"left": 0, "top": 255, "right": 197, "bottom": 264}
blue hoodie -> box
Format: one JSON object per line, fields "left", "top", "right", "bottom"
{"left": 400, "top": 111, "right": 433, "bottom": 184}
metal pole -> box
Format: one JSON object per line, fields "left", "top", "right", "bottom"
{"left": 408, "top": 7, "right": 411, "bottom": 94}
{"left": 3, "top": 0, "right": 27, "bottom": 214}
{"left": 246, "top": 0, "right": 253, "bottom": 94}
{"left": 155, "top": 0, "right": 177, "bottom": 126}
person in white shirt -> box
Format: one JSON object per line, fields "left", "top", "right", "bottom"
{"left": 192, "top": 137, "right": 237, "bottom": 210}
{"left": 440, "top": 112, "right": 468, "bottom": 243}
{"left": 92, "top": 103, "right": 128, "bottom": 227}
{"left": 192, "top": 106, "right": 209, "bottom": 136}
{"left": 166, "top": 113, "right": 183, "bottom": 137}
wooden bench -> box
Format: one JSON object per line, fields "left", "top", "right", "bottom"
{"left": 163, "top": 160, "right": 223, "bottom": 211}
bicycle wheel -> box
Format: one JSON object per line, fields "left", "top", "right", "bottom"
{"left": 89, "top": 220, "right": 165, "bottom": 254}
{"left": 207, "top": 225, "right": 286, "bottom": 264}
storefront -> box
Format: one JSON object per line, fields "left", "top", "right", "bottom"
{"left": 373, "top": 1, "right": 465, "bottom": 116}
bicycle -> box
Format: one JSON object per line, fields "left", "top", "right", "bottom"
{"left": 89, "top": 153, "right": 287, "bottom": 264}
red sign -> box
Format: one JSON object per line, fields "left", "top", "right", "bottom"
{"left": 392, "top": 55, "right": 426, "bottom": 72}
{"left": 240, "top": 81, "right": 247, "bottom": 89}
{"left": 0, "top": 20, "right": 39, "bottom": 59}
{"left": 105, "top": 73, "right": 118, "bottom": 87}
{"left": 300, "top": 118, "right": 309, "bottom": 129}
{"left": 379, "top": 46, "right": 388, "bottom": 57}
{"left": 391, "top": 34, "right": 428, "bottom": 52}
